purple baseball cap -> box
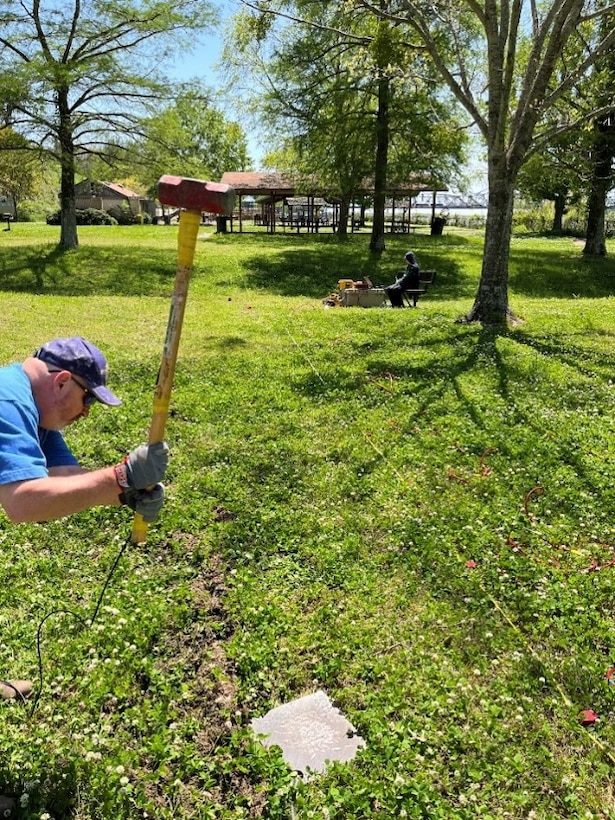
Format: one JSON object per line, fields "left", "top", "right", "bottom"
{"left": 33, "top": 337, "right": 122, "bottom": 406}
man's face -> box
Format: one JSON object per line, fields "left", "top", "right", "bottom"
{"left": 42, "top": 370, "right": 94, "bottom": 430}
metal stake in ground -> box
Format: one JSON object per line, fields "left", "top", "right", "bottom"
{"left": 132, "top": 175, "right": 235, "bottom": 544}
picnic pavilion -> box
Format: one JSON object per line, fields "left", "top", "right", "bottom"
{"left": 219, "top": 171, "right": 447, "bottom": 234}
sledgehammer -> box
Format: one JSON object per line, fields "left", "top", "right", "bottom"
{"left": 131, "top": 175, "right": 235, "bottom": 544}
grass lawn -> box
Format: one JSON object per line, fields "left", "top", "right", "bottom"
{"left": 2, "top": 222, "right": 615, "bottom": 818}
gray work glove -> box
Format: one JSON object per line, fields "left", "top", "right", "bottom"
{"left": 121, "top": 484, "right": 165, "bottom": 523}
{"left": 115, "top": 442, "right": 169, "bottom": 490}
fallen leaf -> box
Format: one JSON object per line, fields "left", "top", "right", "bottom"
{"left": 579, "top": 709, "right": 598, "bottom": 726}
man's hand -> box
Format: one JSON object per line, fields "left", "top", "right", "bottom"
{"left": 121, "top": 484, "right": 165, "bottom": 523}
{"left": 115, "top": 442, "right": 169, "bottom": 490}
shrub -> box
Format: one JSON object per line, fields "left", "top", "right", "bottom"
{"left": 446, "top": 212, "right": 487, "bottom": 229}
{"left": 16, "top": 206, "right": 33, "bottom": 222}
{"left": 132, "top": 212, "right": 152, "bottom": 225}
{"left": 106, "top": 204, "right": 139, "bottom": 225}
{"left": 46, "top": 208, "right": 118, "bottom": 225}
{"left": 512, "top": 203, "right": 552, "bottom": 234}
{"left": 81, "top": 208, "right": 118, "bottom": 225}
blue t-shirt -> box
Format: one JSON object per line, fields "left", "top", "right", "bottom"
{"left": 0, "top": 363, "right": 78, "bottom": 485}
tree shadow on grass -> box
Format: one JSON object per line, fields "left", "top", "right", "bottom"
{"left": 6, "top": 230, "right": 612, "bottom": 301}
{"left": 291, "top": 319, "right": 615, "bottom": 438}
{"left": 509, "top": 241, "right": 615, "bottom": 298}
{"left": 236, "top": 233, "right": 471, "bottom": 299}
{"left": 0, "top": 244, "right": 176, "bottom": 296}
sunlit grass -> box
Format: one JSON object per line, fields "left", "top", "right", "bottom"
{"left": 1, "top": 225, "right": 615, "bottom": 817}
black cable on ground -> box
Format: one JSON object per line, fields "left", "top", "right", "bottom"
{"left": 27, "top": 532, "right": 133, "bottom": 717}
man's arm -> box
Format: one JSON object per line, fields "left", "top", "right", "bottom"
{"left": 397, "top": 265, "right": 420, "bottom": 289}
{"left": 0, "top": 468, "right": 122, "bottom": 523}
{"left": 0, "top": 441, "right": 168, "bottom": 523}
{"left": 48, "top": 465, "right": 88, "bottom": 477}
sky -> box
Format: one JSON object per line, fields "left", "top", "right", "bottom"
{"left": 164, "top": 0, "right": 266, "bottom": 166}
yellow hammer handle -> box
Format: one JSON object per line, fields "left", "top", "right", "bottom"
{"left": 131, "top": 209, "right": 202, "bottom": 543}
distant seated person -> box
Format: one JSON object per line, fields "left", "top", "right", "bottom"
{"left": 386, "top": 251, "right": 420, "bottom": 307}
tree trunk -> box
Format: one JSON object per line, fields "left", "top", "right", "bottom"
{"left": 583, "top": 119, "right": 613, "bottom": 256}
{"left": 337, "top": 196, "right": 350, "bottom": 238}
{"left": 552, "top": 194, "right": 566, "bottom": 234}
{"left": 359, "top": 201, "right": 367, "bottom": 227}
{"left": 460, "top": 158, "right": 517, "bottom": 325}
{"left": 369, "top": 69, "right": 389, "bottom": 253}
{"left": 58, "top": 87, "right": 78, "bottom": 249}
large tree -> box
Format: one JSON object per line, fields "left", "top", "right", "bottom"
{"left": 0, "top": 0, "right": 213, "bottom": 249}
{"left": 583, "top": 11, "right": 615, "bottom": 257}
{"left": 584, "top": 111, "right": 615, "bottom": 255}
{"left": 229, "top": 1, "right": 465, "bottom": 243}
{"left": 227, "top": 2, "right": 377, "bottom": 236}
{"left": 352, "top": 0, "right": 615, "bottom": 324}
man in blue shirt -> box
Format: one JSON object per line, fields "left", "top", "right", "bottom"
{"left": 0, "top": 336, "right": 168, "bottom": 703}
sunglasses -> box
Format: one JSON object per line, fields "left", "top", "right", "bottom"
{"left": 70, "top": 376, "right": 97, "bottom": 408}
{"left": 47, "top": 369, "right": 97, "bottom": 408}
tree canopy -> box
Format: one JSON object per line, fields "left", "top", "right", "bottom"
{"left": 516, "top": 129, "right": 588, "bottom": 233}
{"left": 227, "top": 1, "right": 467, "bottom": 242}
{"left": 133, "top": 85, "right": 251, "bottom": 197}
{"left": 0, "top": 0, "right": 215, "bottom": 247}
{"left": 0, "top": 128, "right": 43, "bottom": 214}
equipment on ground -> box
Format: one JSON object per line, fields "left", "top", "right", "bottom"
{"left": 337, "top": 287, "right": 387, "bottom": 307}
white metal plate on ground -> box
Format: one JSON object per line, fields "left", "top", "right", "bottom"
{"left": 251, "top": 689, "right": 366, "bottom": 779}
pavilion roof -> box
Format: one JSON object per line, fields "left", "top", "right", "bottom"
{"left": 220, "top": 170, "right": 448, "bottom": 199}
{"left": 220, "top": 172, "right": 295, "bottom": 197}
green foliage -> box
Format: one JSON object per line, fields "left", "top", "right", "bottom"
{"left": 131, "top": 83, "right": 251, "bottom": 195}
{"left": 0, "top": 128, "right": 42, "bottom": 211}
{"left": 369, "top": 17, "right": 405, "bottom": 66}
{"left": 224, "top": 2, "right": 467, "bottom": 195}
{"left": 2, "top": 226, "right": 615, "bottom": 816}
{"left": 511, "top": 203, "right": 556, "bottom": 234}
{"left": 105, "top": 204, "right": 140, "bottom": 225}
{"left": 0, "top": 0, "right": 217, "bottom": 247}
{"left": 516, "top": 125, "right": 590, "bottom": 233}
{"left": 46, "top": 208, "right": 118, "bottom": 226}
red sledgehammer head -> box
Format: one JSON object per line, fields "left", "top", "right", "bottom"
{"left": 157, "top": 175, "right": 235, "bottom": 215}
